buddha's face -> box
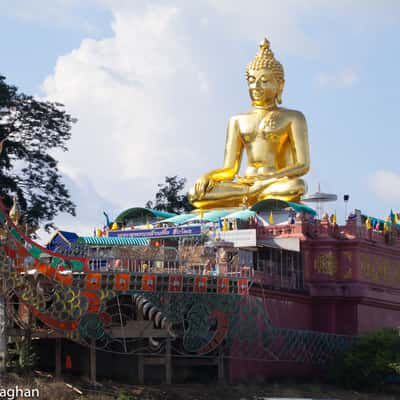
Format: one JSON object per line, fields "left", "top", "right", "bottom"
{"left": 247, "top": 68, "right": 282, "bottom": 107}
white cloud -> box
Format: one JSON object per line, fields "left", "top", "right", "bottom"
{"left": 200, "top": 16, "right": 209, "bottom": 27}
{"left": 42, "top": 4, "right": 211, "bottom": 228}
{"left": 368, "top": 170, "right": 400, "bottom": 202}
{"left": 315, "top": 67, "right": 359, "bottom": 89}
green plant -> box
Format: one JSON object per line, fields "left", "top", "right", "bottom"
{"left": 328, "top": 328, "right": 400, "bottom": 390}
{"left": 7, "top": 337, "right": 37, "bottom": 375}
{"left": 117, "top": 392, "right": 137, "bottom": 400}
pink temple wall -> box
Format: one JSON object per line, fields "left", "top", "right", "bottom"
{"left": 303, "top": 238, "right": 400, "bottom": 335}
{"left": 357, "top": 303, "right": 400, "bottom": 334}
{"left": 264, "top": 296, "right": 311, "bottom": 330}
{"left": 229, "top": 223, "right": 400, "bottom": 381}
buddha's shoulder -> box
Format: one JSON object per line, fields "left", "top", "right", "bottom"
{"left": 230, "top": 107, "right": 306, "bottom": 123}
{"left": 274, "top": 107, "right": 306, "bottom": 122}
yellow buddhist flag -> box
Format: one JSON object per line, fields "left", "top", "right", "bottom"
{"left": 384, "top": 217, "right": 390, "bottom": 233}
{"left": 332, "top": 212, "right": 337, "bottom": 225}
{"left": 111, "top": 222, "right": 119, "bottom": 231}
{"left": 365, "top": 216, "right": 372, "bottom": 230}
{"left": 223, "top": 218, "right": 228, "bottom": 231}
{"left": 269, "top": 211, "right": 274, "bottom": 225}
{"left": 384, "top": 222, "right": 389, "bottom": 233}
{"left": 395, "top": 212, "right": 399, "bottom": 225}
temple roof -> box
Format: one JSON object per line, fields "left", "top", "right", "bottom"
{"left": 46, "top": 230, "right": 79, "bottom": 251}
{"left": 115, "top": 207, "right": 176, "bottom": 224}
{"left": 187, "top": 210, "right": 232, "bottom": 223}
{"left": 225, "top": 209, "right": 256, "bottom": 220}
{"left": 160, "top": 213, "right": 196, "bottom": 224}
{"left": 251, "top": 199, "right": 316, "bottom": 216}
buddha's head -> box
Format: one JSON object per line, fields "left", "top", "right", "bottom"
{"left": 246, "top": 38, "right": 285, "bottom": 107}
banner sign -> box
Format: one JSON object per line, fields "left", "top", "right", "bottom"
{"left": 257, "top": 237, "right": 300, "bottom": 252}
{"left": 218, "top": 229, "right": 257, "bottom": 247}
{"left": 109, "top": 226, "right": 202, "bottom": 238}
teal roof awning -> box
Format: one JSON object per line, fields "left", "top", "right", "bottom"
{"left": 159, "top": 213, "right": 196, "bottom": 225}
{"left": 251, "top": 199, "right": 316, "bottom": 216}
{"left": 77, "top": 236, "right": 149, "bottom": 246}
{"left": 187, "top": 209, "right": 232, "bottom": 223}
{"left": 115, "top": 207, "right": 176, "bottom": 224}
{"left": 225, "top": 209, "right": 256, "bottom": 220}
{"left": 286, "top": 202, "right": 317, "bottom": 216}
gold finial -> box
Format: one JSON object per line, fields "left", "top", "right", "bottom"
{"left": 259, "top": 38, "right": 270, "bottom": 50}
{"left": 246, "top": 37, "right": 284, "bottom": 85}
{"left": 9, "top": 195, "right": 21, "bottom": 225}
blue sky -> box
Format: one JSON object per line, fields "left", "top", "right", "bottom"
{"left": 1, "top": 0, "right": 400, "bottom": 239}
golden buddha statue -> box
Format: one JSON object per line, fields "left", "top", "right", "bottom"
{"left": 189, "top": 38, "right": 310, "bottom": 209}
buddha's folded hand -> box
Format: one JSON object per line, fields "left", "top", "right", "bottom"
{"left": 235, "top": 176, "right": 256, "bottom": 185}
{"left": 194, "top": 175, "right": 216, "bottom": 199}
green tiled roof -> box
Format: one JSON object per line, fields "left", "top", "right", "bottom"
{"left": 77, "top": 236, "right": 149, "bottom": 246}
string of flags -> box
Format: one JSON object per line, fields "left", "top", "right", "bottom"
{"left": 365, "top": 209, "right": 400, "bottom": 231}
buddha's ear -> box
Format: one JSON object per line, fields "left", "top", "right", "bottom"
{"left": 277, "top": 80, "right": 285, "bottom": 104}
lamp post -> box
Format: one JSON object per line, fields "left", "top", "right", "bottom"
{"left": 344, "top": 194, "right": 350, "bottom": 221}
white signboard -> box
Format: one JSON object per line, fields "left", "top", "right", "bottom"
{"left": 258, "top": 237, "right": 300, "bottom": 252}
{"left": 218, "top": 229, "right": 257, "bottom": 247}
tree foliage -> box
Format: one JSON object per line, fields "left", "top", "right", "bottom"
{"left": 328, "top": 328, "right": 400, "bottom": 390}
{"left": 146, "top": 175, "right": 193, "bottom": 214}
{"left": 7, "top": 337, "right": 37, "bottom": 375}
{"left": 0, "top": 75, "right": 76, "bottom": 231}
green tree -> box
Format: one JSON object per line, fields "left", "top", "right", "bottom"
{"left": 0, "top": 75, "right": 76, "bottom": 231}
{"left": 328, "top": 328, "right": 400, "bottom": 390}
{"left": 146, "top": 175, "right": 193, "bottom": 214}
{"left": 7, "top": 337, "right": 37, "bottom": 375}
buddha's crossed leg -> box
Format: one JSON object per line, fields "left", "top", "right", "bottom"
{"left": 189, "top": 177, "right": 306, "bottom": 209}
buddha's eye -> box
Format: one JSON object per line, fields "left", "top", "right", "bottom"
{"left": 248, "top": 76, "right": 255, "bottom": 83}
{"left": 261, "top": 76, "right": 269, "bottom": 83}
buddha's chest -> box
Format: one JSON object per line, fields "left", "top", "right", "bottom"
{"left": 239, "top": 112, "right": 288, "bottom": 144}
